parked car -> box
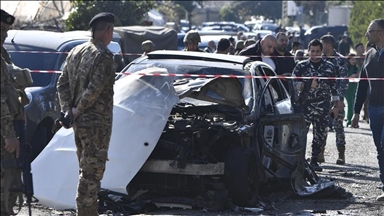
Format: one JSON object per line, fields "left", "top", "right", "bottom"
{"left": 177, "top": 32, "right": 186, "bottom": 50}
{"left": 252, "top": 29, "right": 275, "bottom": 38}
{"left": 202, "top": 21, "right": 250, "bottom": 32}
{"left": 253, "top": 23, "right": 279, "bottom": 32}
{"left": 4, "top": 30, "right": 123, "bottom": 162}
{"left": 302, "top": 25, "right": 348, "bottom": 48}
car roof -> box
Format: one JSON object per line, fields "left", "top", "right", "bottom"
{"left": 64, "top": 30, "right": 121, "bottom": 40}
{"left": 147, "top": 50, "right": 250, "bottom": 65}
{"left": 5, "top": 30, "right": 90, "bottom": 51}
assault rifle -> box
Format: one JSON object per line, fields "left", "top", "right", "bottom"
{"left": 2, "top": 120, "right": 35, "bottom": 216}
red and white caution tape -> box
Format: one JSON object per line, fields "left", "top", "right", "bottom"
{"left": 29, "top": 70, "right": 384, "bottom": 81}
{"left": 8, "top": 51, "right": 366, "bottom": 59}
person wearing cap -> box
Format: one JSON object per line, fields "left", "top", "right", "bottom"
{"left": 141, "top": 40, "right": 154, "bottom": 56}
{"left": 1, "top": 9, "right": 32, "bottom": 216}
{"left": 182, "top": 30, "right": 203, "bottom": 52}
{"left": 57, "top": 12, "right": 116, "bottom": 215}
{"left": 290, "top": 41, "right": 302, "bottom": 56}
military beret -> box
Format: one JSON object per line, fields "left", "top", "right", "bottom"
{"left": 1, "top": 9, "right": 15, "bottom": 25}
{"left": 89, "top": 12, "right": 115, "bottom": 27}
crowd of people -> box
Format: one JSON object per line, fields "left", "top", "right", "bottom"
{"left": 1, "top": 7, "right": 383, "bottom": 216}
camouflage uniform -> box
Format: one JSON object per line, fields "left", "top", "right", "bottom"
{"left": 292, "top": 59, "right": 339, "bottom": 161}
{"left": 323, "top": 50, "right": 349, "bottom": 148}
{"left": 182, "top": 30, "right": 204, "bottom": 52}
{"left": 1, "top": 51, "right": 25, "bottom": 216}
{"left": 57, "top": 39, "right": 115, "bottom": 214}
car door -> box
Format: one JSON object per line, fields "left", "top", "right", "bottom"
{"left": 251, "top": 63, "right": 307, "bottom": 180}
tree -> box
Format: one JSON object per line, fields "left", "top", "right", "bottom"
{"left": 154, "top": 0, "right": 203, "bottom": 30}
{"left": 65, "top": 0, "right": 154, "bottom": 31}
{"left": 349, "top": 1, "right": 384, "bottom": 46}
{"left": 154, "top": 1, "right": 185, "bottom": 31}
{"left": 294, "top": 1, "right": 327, "bottom": 26}
{"left": 219, "top": 1, "right": 282, "bottom": 22}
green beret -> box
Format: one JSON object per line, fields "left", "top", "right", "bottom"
{"left": 89, "top": 12, "right": 115, "bottom": 27}
{"left": 1, "top": 9, "right": 15, "bottom": 25}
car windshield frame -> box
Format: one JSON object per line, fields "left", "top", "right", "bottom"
{"left": 119, "top": 59, "right": 254, "bottom": 111}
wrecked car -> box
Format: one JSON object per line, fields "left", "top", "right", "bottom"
{"left": 119, "top": 51, "right": 310, "bottom": 207}
{"left": 31, "top": 51, "right": 340, "bottom": 212}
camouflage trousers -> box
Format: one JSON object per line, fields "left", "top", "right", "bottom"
{"left": 1, "top": 120, "right": 25, "bottom": 216}
{"left": 303, "top": 100, "right": 331, "bottom": 157}
{"left": 326, "top": 108, "right": 346, "bottom": 147}
{"left": 73, "top": 125, "right": 111, "bottom": 214}
{"left": 0, "top": 140, "right": 19, "bottom": 216}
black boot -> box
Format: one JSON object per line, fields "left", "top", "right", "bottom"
{"left": 336, "top": 146, "right": 345, "bottom": 165}
{"left": 310, "top": 157, "right": 323, "bottom": 172}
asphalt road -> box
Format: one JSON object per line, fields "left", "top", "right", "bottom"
{"left": 16, "top": 119, "right": 384, "bottom": 215}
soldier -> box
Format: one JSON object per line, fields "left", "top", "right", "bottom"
{"left": 141, "top": 40, "right": 154, "bottom": 56}
{"left": 182, "top": 30, "right": 203, "bottom": 52}
{"left": 292, "top": 39, "right": 340, "bottom": 172}
{"left": 57, "top": 12, "right": 116, "bottom": 215}
{"left": 320, "top": 35, "right": 349, "bottom": 165}
{"left": 1, "top": 9, "right": 32, "bottom": 216}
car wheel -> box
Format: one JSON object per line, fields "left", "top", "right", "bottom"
{"left": 224, "top": 147, "right": 259, "bottom": 207}
{"left": 30, "top": 124, "right": 52, "bottom": 162}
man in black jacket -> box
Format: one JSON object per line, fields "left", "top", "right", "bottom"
{"left": 273, "top": 32, "right": 296, "bottom": 91}
{"left": 352, "top": 18, "right": 384, "bottom": 202}
{"left": 238, "top": 34, "right": 277, "bottom": 69}
{"left": 273, "top": 32, "right": 296, "bottom": 76}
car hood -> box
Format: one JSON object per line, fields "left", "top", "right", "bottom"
{"left": 31, "top": 67, "right": 179, "bottom": 209}
{"left": 174, "top": 77, "right": 246, "bottom": 109}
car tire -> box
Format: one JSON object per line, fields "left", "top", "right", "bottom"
{"left": 224, "top": 147, "right": 259, "bottom": 207}
{"left": 30, "top": 124, "right": 52, "bottom": 162}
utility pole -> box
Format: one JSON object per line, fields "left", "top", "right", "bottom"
{"left": 282, "top": 1, "right": 288, "bottom": 25}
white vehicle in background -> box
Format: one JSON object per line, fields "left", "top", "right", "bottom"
{"left": 250, "top": 30, "right": 275, "bottom": 39}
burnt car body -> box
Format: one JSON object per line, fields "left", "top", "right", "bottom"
{"left": 4, "top": 30, "right": 124, "bottom": 162}
{"left": 30, "top": 51, "right": 340, "bottom": 211}
{"left": 116, "top": 51, "right": 322, "bottom": 207}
